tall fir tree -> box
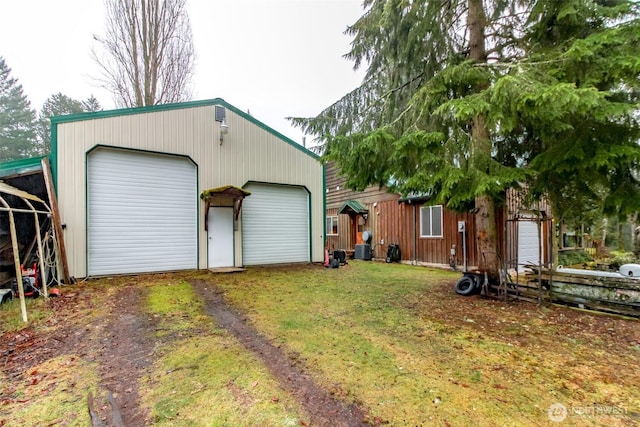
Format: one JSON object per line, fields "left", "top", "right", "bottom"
{"left": 36, "top": 93, "right": 94, "bottom": 155}
{"left": 0, "top": 57, "right": 38, "bottom": 161}
{"left": 82, "top": 95, "right": 102, "bottom": 113}
{"left": 293, "top": 0, "right": 640, "bottom": 277}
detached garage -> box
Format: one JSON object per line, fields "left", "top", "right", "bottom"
{"left": 51, "top": 98, "right": 324, "bottom": 278}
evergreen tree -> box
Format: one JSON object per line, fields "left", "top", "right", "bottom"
{"left": 82, "top": 94, "right": 103, "bottom": 112}
{"left": 293, "top": 0, "right": 640, "bottom": 278}
{"left": 513, "top": 0, "right": 640, "bottom": 236}
{"left": 0, "top": 57, "right": 37, "bottom": 161}
{"left": 36, "top": 93, "right": 85, "bottom": 154}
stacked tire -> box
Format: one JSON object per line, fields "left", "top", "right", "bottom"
{"left": 455, "top": 275, "right": 478, "bottom": 296}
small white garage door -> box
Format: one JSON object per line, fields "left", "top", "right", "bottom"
{"left": 242, "top": 183, "right": 309, "bottom": 265}
{"left": 87, "top": 148, "right": 197, "bottom": 275}
{"left": 518, "top": 220, "right": 540, "bottom": 271}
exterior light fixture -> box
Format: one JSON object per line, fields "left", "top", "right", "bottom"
{"left": 219, "top": 118, "right": 229, "bottom": 144}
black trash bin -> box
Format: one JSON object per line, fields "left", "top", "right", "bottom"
{"left": 386, "top": 244, "right": 401, "bottom": 263}
{"left": 333, "top": 250, "right": 347, "bottom": 264}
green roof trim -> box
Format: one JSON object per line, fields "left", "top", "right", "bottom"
{"left": 200, "top": 185, "right": 251, "bottom": 200}
{"left": 0, "top": 156, "right": 45, "bottom": 178}
{"left": 337, "top": 200, "right": 368, "bottom": 215}
{"left": 50, "top": 97, "right": 320, "bottom": 161}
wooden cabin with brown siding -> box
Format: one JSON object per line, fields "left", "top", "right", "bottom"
{"left": 325, "top": 163, "right": 552, "bottom": 271}
{"left": 325, "top": 162, "right": 479, "bottom": 268}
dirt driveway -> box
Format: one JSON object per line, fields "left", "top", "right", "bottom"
{"left": 1, "top": 275, "right": 370, "bottom": 426}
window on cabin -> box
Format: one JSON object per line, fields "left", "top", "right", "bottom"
{"left": 326, "top": 216, "right": 339, "bottom": 235}
{"left": 420, "top": 205, "right": 443, "bottom": 237}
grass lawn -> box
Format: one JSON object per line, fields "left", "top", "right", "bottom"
{"left": 0, "top": 261, "right": 638, "bottom": 426}
{"left": 211, "top": 261, "right": 639, "bottom": 426}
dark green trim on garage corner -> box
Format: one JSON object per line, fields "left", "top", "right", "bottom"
{"left": 308, "top": 185, "right": 313, "bottom": 263}
{"left": 322, "top": 162, "right": 327, "bottom": 251}
{"left": 50, "top": 123, "right": 58, "bottom": 188}
{"left": 49, "top": 98, "right": 319, "bottom": 188}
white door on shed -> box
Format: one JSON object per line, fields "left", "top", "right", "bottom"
{"left": 208, "top": 207, "right": 234, "bottom": 268}
{"left": 242, "top": 183, "right": 309, "bottom": 265}
{"left": 87, "top": 148, "right": 197, "bottom": 275}
{"left": 517, "top": 220, "right": 540, "bottom": 272}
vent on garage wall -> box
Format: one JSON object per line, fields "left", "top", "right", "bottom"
{"left": 215, "top": 105, "right": 226, "bottom": 122}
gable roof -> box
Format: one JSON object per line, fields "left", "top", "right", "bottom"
{"left": 337, "top": 200, "right": 368, "bottom": 215}
{"left": 49, "top": 98, "right": 319, "bottom": 160}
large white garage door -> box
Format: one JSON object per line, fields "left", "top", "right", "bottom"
{"left": 518, "top": 220, "right": 540, "bottom": 272}
{"left": 242, "top": 183, "right": 309, "bottom": 265}
{"left": 87, "top": 148, "right": 197, "bottom": 275}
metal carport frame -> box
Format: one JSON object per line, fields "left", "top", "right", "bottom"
{"left": 0, "top": 182, "right": 52, "bottom": 322}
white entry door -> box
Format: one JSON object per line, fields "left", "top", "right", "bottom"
{"left": 208, "top": 207, "right": 234, "bottom": 268}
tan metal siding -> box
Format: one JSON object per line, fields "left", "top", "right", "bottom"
{"left": 56, "top": 105, "right": 323, "bottom": 277}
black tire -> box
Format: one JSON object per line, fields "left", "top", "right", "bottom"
{"left": 0, "top": 291, "right": 11, "bottom": 304}
{"left": 455, "top": 276, "right": 476, "bottom": 296}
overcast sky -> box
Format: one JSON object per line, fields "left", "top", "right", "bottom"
{"left": 0, "top": 0, "right": 366, "bottom": 144}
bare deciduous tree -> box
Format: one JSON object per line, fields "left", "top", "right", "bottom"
{"left": 93, "top": 0, "right": 195, "bottom": 107}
